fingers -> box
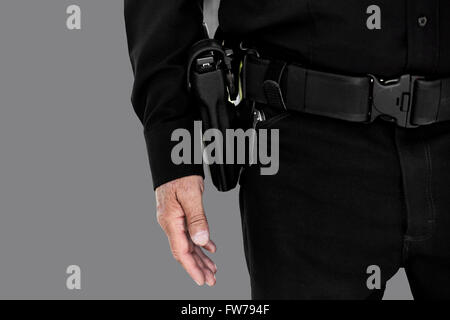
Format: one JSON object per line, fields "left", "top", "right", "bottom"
{"left": 193, "top": 251, "right": 216, "bottom": 287}
{"left": 158, "top": 211, "right": 217, "bottom": 286}
{"left": 203, "top": 240, "right": 217, "bottom": 253}
{"left": 180, "top": 252, "right": 208, "bottom": 286}
{"left": 177, "top": 186, "right": 210, "bottom": 247}
{"left": 195, "top": 246, "right": 217, "bottom": 273}
{"left": 162, "top": 219, "right": 206, "bottom": 286}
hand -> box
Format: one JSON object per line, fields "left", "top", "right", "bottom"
{"left": 155, "top": 175, "right": 217, "bottom": 286}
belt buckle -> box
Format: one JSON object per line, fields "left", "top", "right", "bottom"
{"left": 369, "top": 74, "right": 421, "bottom": 128}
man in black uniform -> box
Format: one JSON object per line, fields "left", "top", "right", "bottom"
{"left": 125, "top": 0, "right": 450, "bottom": 299}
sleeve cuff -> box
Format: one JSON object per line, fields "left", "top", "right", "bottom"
{"left": 144, "top": 118, "right": 204, "bottom": 189}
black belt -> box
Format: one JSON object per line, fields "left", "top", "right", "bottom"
{"left": 242, "top": 55, "right": 450, "bottom": 128}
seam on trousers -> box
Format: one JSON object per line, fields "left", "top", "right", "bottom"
{"left": 393, "top": 129, "right": 412, "bottom": 244}
{"left": 404, "top": 138, "right": 435, "bottom": 243}
{"left": 424, "top": 141, "right": 436, "bottom": 235}
{"left": 402, "top": 239, "right": 410, "bottom": 266}
{"left": 239, "top": 187, "right": 254, "bottom": 278}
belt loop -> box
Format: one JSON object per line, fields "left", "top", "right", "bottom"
{"left": 240, "top": 42, "right": 260, "bottom": 102}
{"left": 241, "top": 54, "right": 249, "bottom": 101}
{"left": 263, "top": 60, "right": 288, "bottom": 110}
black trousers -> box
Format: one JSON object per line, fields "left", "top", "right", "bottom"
{"left": 239, "top": 106, "right": 450, "bottom": 300}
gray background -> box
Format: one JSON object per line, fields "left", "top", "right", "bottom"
{"left": 0, "top": 0, "right": 413, "bottom": 299}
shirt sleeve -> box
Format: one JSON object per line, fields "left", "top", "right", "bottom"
{"left": 124, "top": 0, "right": 205, "bottom": 189}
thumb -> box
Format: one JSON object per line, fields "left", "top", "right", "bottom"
{"left": 178, "top": 188, "right": 210, "bottom": 247}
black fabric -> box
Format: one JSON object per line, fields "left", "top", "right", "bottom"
{"left": 125, "top": 0, "right": 450, "bottom": 188}
{"left": 144, "top": 119, "right": 204, "bottom": 189}
{"left": 125, "top": 0, "right": 205, "bottom": 189}
{"left": 239, "top": 107, "right": 450, "bottom": 300}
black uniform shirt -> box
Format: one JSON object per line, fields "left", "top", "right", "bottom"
{"left": 125, "top": 0, "right": 450, "bottom": 188}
